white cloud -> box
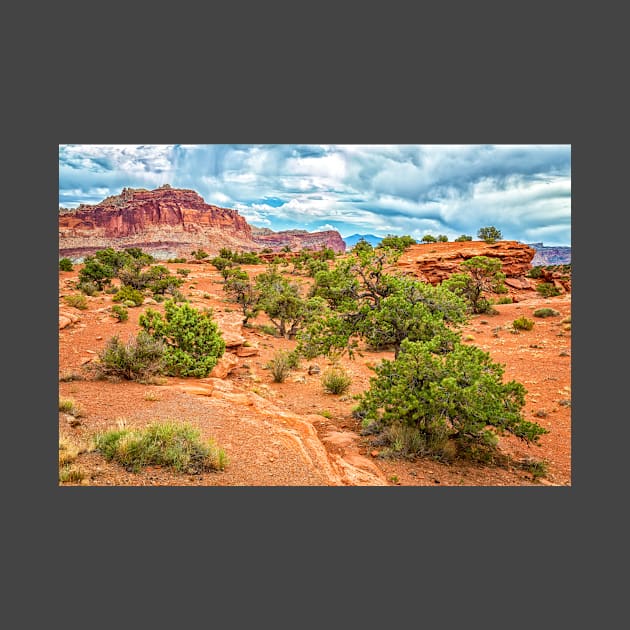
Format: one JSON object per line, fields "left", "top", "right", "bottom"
{"left": 59, "top": 144, "right": 571, "bottom": 245}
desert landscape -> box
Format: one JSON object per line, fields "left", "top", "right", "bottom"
{"left": 58, "top": 189, "right": 571, "bottom": 487}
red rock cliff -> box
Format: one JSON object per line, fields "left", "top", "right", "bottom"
{"left": 59, "top": 186, "right": 253, "bottom": 258}
{"left": 396, "top": 240, "right": 536, "bottom": 284}
{"left": 58, "top": 186, "right": 345, "bottom": 259}
{"left": 252, "top": 228, "right": 346, "bottom": 253}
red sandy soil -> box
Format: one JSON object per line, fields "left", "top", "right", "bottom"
{"left": 58, "top": 260, "right": 571, "bottom": 487}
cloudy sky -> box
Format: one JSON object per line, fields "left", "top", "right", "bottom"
{"left": 59, "top": 144, "right": 571, "bottom": 246}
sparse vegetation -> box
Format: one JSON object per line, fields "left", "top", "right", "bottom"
{"left": 536, "top": 282, "right": 562, "bottom": 298}
{"left": 533, "top": 308, "right": 560, "bottom": 318}
{"left": 95, "top": 331, "right": 166, "bottom": 381}
{"left": 112, "top": 285, "right": 144, "bottom": 306}
{"left": 111, "top": 304, "right": 129, "bottom": 322}
{"left": 266, "top": 350, "right": 294, "bottom": 383}
{"left": 321, "top": 366, "right": 352, "bottom": 394}
{"left": 59, "top": 437, "right": 87, "bottom": 483}
{"left": 527, "top": 266, "right": 544, "bottom": 279}
{"left": 191, "top": 248, "right": 209, "bottom": 260}
{"left": 58, "top": 227, "right": 569, "bottom": 486}
{"left": 77, "top": 280, "right": 98, "bottom": 296}
{"left": 94, "top": 421, "right": 227, "bottom": 473}
{"left": 518, "top": 458, "right": 549, "bottom": 481}
{"left": 63, "top": 294, "right": 88, "bottom": 310}
{"left": 512, "top": 317, "right": 534, "bottom": 331}
{"left": 59, "top": 397, "right": 82, "bottom": 416}
{"left": 59, "top": 258, "right": 74, "bottom": 271}
{"left": 59, "top": 466, "right": 86, "bottom": 484}
{"left": 59, "top": 371, "right": 84, "bottom": 382}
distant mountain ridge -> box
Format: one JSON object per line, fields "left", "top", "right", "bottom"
{"left": 526, "top": 242, "right": 571, "bottom": 266}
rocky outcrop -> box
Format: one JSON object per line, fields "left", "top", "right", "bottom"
{"left": 396, "top": 240, "right": 536, "bottom": 284}
{"left": 59, "top": 186, "right": 253, "bottom": 259}
{"left": 59, "top": 186, "right": 346, "bottom": 259}
{"left": 252, "top": 227, "right": 346, "bottom": 253}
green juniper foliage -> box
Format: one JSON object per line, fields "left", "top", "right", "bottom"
{"left": 298, "top": 247, "right": 467, "bottom": 359}
{"left": 355, "top": 339, "right": 547, "bottom": 458}
{"left": 477, "top": 226, "right": 502, "bottom": 243}
{"left": 441, "top": 255, "right": 506, "bottom": 314}
{"left": 139, "top": 300, "right": 225, "bottom": 377}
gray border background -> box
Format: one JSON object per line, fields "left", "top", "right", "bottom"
{"left": 7, "top": 1, "right": 622, "bottom": 628}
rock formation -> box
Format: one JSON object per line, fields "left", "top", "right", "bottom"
{"left": 396, "top": 240, "right": 536, "bottom": 284}
{"left": 59, "top": 186, "right": 346, "bottom": 259}
{"left": 251, "top": 227, "right": 345, "bottom": 253}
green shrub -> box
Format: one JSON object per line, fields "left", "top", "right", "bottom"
{"left": 377, "top": 234, "right": 417, "bottom": 252}
{"left": 139, "top": 301, "right": 225, "bottom": 377}
{"left": 59, "top": 258, "right": 74, "bottom": 271}
{"left": 354, "top": 338, "right": 547, "bottom": 460}
{"left": 78, "top": 257, "right": 115, "bottom": 290}
{"left": 76, "top": 280, "right": 98, "bottom": 296}
{"left": 59, "top": 398, "right": 83, "bottom": 418}
{"left": 63, "top": 294, "right": 88, "bottom": 310}
{"left": 112, "top": 285, "right": 144, "bottom": 306}
{"left": 477, "top": 226, "right": 502, "bottom": 243}
{"left": 441, "top": 256, "right": 506, "bottom": 314}
{"left": 177, "top": 268, "right": 191, "bottom": 276}
{"left": 455, "top": 235, "right": 473, "bottom": 242}
{"left": 496, "top": 296, "right": 512, "bottom": 304}
{"left": 59, "top": 466, "right": 86, "bottom": 483}
{"left": 111, "top": 304, "right": 129, "bottom": 322}
{"left": 167, "top": 257, "right": 187, "bottom": 263}
{"left": 536, "top": 282, "right": 561, "bottom": 297}
{"left": 512, "top": 316, "right": 534, "bottom": 331}
{"left": 527, "top": 266, "right": 544, "bottom": 279}
{"left": 321, "top": 366, "right": 352, "bottom": 394}
{"left": 169, "top": 289, "right": 188, "bottom": 303}
{"left": 191, "top": 249, "right": 209, "bottom": 260}
{"left": 96, "top": 331, "right": 166, "bottom": 381}
{"left": 266, "top": 350, "right": 294, "bottom": 383}
{"left": 258, "top": 324, "right": 280, "bottom": 337}
{"left": 94, "top": 421, "right": 227, "bottom": 473}
{"left": 533, "top": 308, "right": 560, "bottom": 318}
{"left": 519, "top": 458, "right": 549, "bottom": 481}
{"left": 285, "top": 350, "right": 301, "bottom": 369}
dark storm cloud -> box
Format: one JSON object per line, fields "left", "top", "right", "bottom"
{"left": 59, "top": 144, "right": 571, "bottom": 245}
